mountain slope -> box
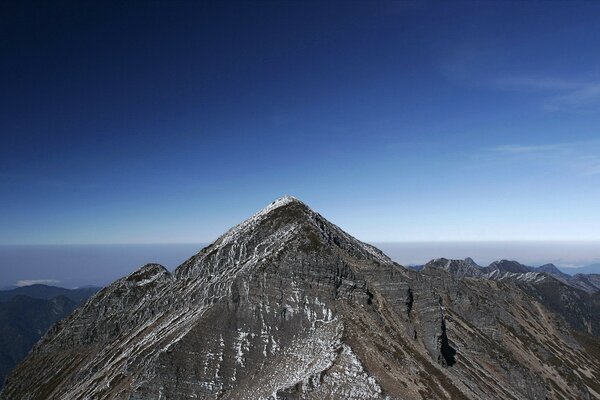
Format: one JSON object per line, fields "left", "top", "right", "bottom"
{"left": 571, "top": 274, "right": 600, "bottom": 294}
{"left": 2, "top": 196, "right": 599, "bottom": 399}
{"left": 0, "top": 296, "right": 77, "bottom": 390}
{"left": 425, "top": 258, "right": 600, "bottom": 337}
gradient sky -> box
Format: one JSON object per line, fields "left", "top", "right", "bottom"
{"left": 2, "top": 1, "right": 600, "bottom": 245}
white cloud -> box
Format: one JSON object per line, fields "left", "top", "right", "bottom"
{"left": 16, "top": 279, "right": 60, "bottom": 287}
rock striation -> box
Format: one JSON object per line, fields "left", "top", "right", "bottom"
{"left": 2, "top": 196, "right": 600, "bottom": 399}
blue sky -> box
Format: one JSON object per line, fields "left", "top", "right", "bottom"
{"left": 1, "top": 1, "right": 600, "bottom": 245}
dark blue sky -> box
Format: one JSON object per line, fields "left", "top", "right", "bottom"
{"left": 2, "top": 1, "right": 600, "bottom": 244}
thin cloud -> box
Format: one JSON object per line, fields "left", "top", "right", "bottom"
{"left": 490, "top": 141, "right": 600, "bottom": 176}
{"left": 16, "top": 279, "right": 60, "bottom": 287}
{"left": 577, "top": 155, "right": 600, "bottom": 176}
{"left": 493, "top": 76, "right": 600, "bottom": 112}
{"left": 493, "top": 143, "right": 571, "bottom": 154}
{"left": 493, "top": 77, "right": 583, "bottom": 91}
{"left": 544, "top": 83, "right": 600, "bottom": 112}
{"left": 440, "top": 42, "right": 600, "bottom": 112}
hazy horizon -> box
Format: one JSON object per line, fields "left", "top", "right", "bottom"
{"left": 2, "top": 241, "right": 599, "bottom": 289}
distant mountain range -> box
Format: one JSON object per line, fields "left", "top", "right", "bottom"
{"left": 409, "top": 259, "right": 600, "bottom": 294}
{"left": 0, "top": 285, "right": 99, "bottom": 390}
{"left": 0, "top": 284, "right": 98, "bottom": 303}
{"left": 562, "top": 263, "right": 600, "bottom": 275}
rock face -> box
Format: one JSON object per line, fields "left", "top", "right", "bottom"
{"left": 571, "top": 273, "right": 600, "bottom": 294}
{"left": 430, "top": 258, "right": 600, "bottom": 338}
{"left": 2, "top": 196, "right": 600, "bottom": 399}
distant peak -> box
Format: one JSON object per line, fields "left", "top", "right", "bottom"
{"left": 486, "top": 259, "right": 530, "bottom": 274}
{"left": 424, "top": 257, "right": 483, "bottom": 279}
{"left": 536, "top": 263, "right": 565, "bottom": 275}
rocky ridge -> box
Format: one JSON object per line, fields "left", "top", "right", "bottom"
{"left": 2, "top": 196, "right": 600, "bottom": 399}
{"left": 424, "top": 257, "right": 600, "bottom": 294}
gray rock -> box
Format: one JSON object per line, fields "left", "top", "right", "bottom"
{"left": 2, "top": 196, "right": 599, "bottom": 400}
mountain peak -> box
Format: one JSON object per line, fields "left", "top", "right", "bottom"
{"left": 537, "top": 263, "right": 560, "bottom": 273}
{"left": 270, "top": 194, "right": 302, "bottom": 207}
{"left": 210, "top": 195, "right": 310, "bottom": 248}
{"left": 535, "top": 263, "right": 571, "bottom": 281}
{"left": 249, "top": 195, "right": 308, "bottom": 221}
{"left": 175, "top": 195, "right": 390, "bottom": 279}
{"left": 4, "top": 201, "right": 600, "bottom": 400}
{"left": 486, "top": 259, "right": 530, "bottom": 274}
{"left": 424, "top": 257, "right": 482, "bottom": 279}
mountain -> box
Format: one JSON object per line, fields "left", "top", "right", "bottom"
{"left": 534, "top": 263, "right": 572, "bottom": 280}
{"left": 563, "top": 263, "right": 600, "bottom": 275}
{"left": 430, "top": 258, "right": 600, "bottom": 295}
{"left": 423, "top": 257, "right": 482, "bottom": 279}
{"left": 0, "top": 287, "right": 99, "bottom": 391}
{"left": 0, "top": 285, "right": 99, "bottom": 303}
{"left": 2, "top": 196, "right": 600, "bottom": 399}
{"left": 570, "top": 274, "right": 600, "bottom": 294}
{"left": 484, "top": 261, "right": 600, "bottom": 294}
{"left": 422, "top": 257, "right": 600, "bottom": 336}
{"left": 482, "top": 259, "right": 531, "bottom": 274}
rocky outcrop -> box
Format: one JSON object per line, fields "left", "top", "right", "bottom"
{"left": 423, "top": 257, "right": 483, "bottom": 279}
{"left": 2, "top": 196, "right": 600, "bottom": 400}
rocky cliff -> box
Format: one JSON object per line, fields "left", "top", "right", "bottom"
{"left": 2, "top": 196, "right": 599, "bottom": 399}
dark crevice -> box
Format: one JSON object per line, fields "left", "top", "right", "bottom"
{"left": 405, "top": 288, "right": 414, "bottom": 316}
{"left": 439, "top": 318, "right": 457, "bottom": 367}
